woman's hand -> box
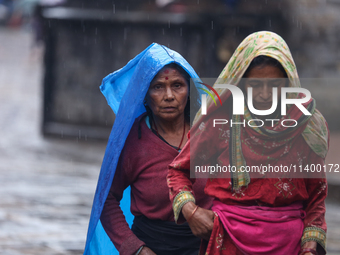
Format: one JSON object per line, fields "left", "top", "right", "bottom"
{"left": 139, "top": 246, "right": 156, "bottom": 255}
{"left": 182, "top": 202, "right": 215, "bottom": 241}
{"left": 300, "top": 241, "right": 318, "bottom": 255}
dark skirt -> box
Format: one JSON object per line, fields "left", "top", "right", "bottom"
{"left": 132, "top": 215, "right": 200, "bottom": 255}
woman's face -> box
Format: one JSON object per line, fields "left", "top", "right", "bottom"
{"left": 146, "top": 66, "right": 189, "bottom": 122}
{"left": 244, "top": 65, "right": 286, "bottom": 111}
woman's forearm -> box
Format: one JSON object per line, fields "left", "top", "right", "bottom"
{"left": 101, "top": 191, "right": 145, "bottom": 254}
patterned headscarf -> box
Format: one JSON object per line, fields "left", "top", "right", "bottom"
{"left": 194, "top": 31, "right": 328, "bottom": 189}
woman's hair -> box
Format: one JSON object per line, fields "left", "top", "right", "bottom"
{"left": 239, "top": 55, "right": 289, "bottom": 95}
{"left": 243, "top": 55, "right": 288, "bottom": 78}
{"left": 145, "top": 63, "right": 200, "bottom": 124}
{"left": 236, "top": 55, "right": 288, "bottom": 118}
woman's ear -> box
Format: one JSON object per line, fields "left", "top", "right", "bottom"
{"left": 285, "top": 79, "right": 290, "bottom": 87}
{"left": 239, "top": 79, "right": 247, "bottom": 95}
{"left": 143, "top": 93, "right": 149, "bottom": 106}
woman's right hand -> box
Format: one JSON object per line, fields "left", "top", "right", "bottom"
{"left": 139, "top": 246, "right": 157, "bottom": 255}
{"left": 182, "top": 202, "right": 215, "bottom": 241}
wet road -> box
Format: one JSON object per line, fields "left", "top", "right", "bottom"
{"left": 0, "top": 27, "right": 339, "bottom": 255}
{"left": 0, "top": 27, "right": 106, "bottom": 255}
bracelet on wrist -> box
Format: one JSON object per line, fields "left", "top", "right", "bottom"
{"left": 299, "top": 248, "right": 317, "bottom": 255}
{"left": 187, "top": 205, "right": 199, "bottom": 222}
{"left": 135, "top": 246, "right": 144, "bottom": 255}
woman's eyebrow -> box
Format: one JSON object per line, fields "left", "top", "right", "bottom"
{"left": 171, "top": 78, "right": 186, "bottom": 83}
{"left": 268, "top": 78, "right": 285, "bottom": 83}
{"left": 247, "top": 78, "right": 262, "bottom": 82}
{"left": 151, "top": 80, "right": 165, "bottom": 85}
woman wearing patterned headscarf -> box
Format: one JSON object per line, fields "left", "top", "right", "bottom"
{"left": 168, "top": 31, "right": 329, "bottom": 255}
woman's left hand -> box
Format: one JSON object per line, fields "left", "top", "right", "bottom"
{"left": 182, "top": 202, "right": 215, "bottom": 241}
{"left": 300, "top": 241, "right": 318, "bottom": 255}
{"left": 139, "top": 246, "right": 157, "bottom": 255}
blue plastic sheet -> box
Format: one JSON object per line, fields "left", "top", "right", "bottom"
{"left": 83, "top": 43, "right": 203, "bottom": 255}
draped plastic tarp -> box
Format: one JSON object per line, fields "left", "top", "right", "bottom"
{"left": 83, "top": 43, "right": 204, "bottom": 255}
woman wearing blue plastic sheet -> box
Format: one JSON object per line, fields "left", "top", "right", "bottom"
{"left": 83, "top": 43, "right": 213, "bottom": 255}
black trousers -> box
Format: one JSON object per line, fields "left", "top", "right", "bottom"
{"left": 132, "top": 215, "right": 200, "bottom": 255}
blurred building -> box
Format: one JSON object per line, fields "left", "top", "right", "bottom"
{"left": 39, "top": 0, "right": 339, "bottom": 139}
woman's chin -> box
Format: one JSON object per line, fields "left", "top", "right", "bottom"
{"left": 156, "top": 112, "right": 183, "bottom": 122}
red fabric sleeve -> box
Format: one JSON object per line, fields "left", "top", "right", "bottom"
{"left": 100, "top": 157, "right": 145, "bottom": 255}
{"left": 168, "top": 119, "right": 221, "bottom": 223}
{"left": 302, "top": 151, "right": 328, "bottom": 254}
{"left": 168, "top": 132, "right": 194, "bottom": 194}
{"left": 168, "top": 132, "right": 196, "bottom": 223}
